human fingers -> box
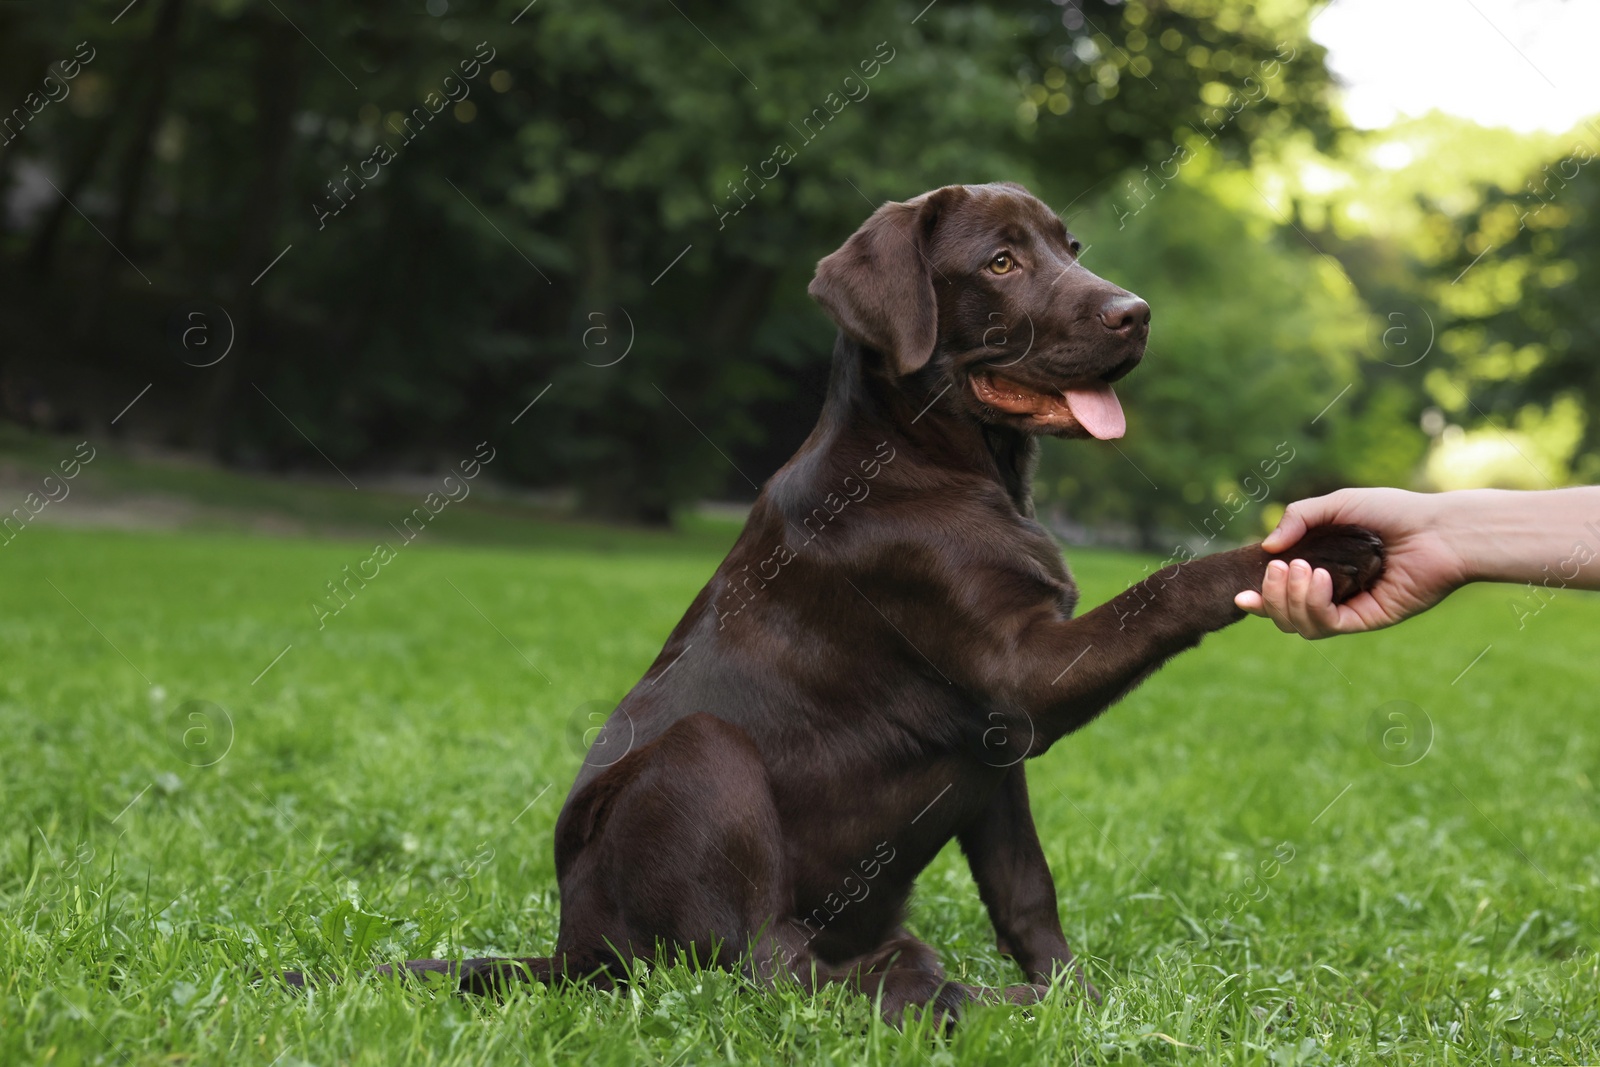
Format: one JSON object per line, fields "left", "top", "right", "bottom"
{"left": 1281, "top": 558, "right": 1323, "bottom": 637}
{"left": 1259, "top": 559, "right": 1296, "bottom": 634}
{"left": 1334, "top": 589, "right": 1402, "bottom": 633}
{"left": 1300, "top": 569, "right": 1405, "bottom": 638}
{"left": 1257, "top": 564, "right": 1405, "bottom": 639}
{"left": 1261, "top": 491, "right": 1352, "bottom": 553}
{"left": 1295, "top": 566, "right": 1346, "bottom": 639}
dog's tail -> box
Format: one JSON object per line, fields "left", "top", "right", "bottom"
{"left": 281, "top": 955, "right": 572, "bottom": 996}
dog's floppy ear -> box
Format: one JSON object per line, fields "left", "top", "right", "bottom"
{"left": 808, "top": 189, "right": 959, "bottom": 375}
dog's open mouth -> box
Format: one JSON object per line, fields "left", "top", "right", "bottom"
{"left": 969, "top": 373, "right": 1126, "bottom": 440}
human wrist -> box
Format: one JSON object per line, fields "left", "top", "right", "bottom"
{"left": 1431, "top": 489, "right": 1499, "bottom": 586}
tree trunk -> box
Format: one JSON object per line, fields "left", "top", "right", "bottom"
{"left": 29, "top": 0, "right": 186, "bottom": 271}
{"left": 76, "top": 0, "right": 185, "bottom": 339}
{"left": 27, "top": 89, "right": 130, "bottom": 272}
{"left": 192, "top": 18, "right": 305, "bottom": 455}
{"left": 106, "top": 0, "right": 186, "bottom": 255}
{"left": 0, "top": 50, "right": 50, "bottom": 196}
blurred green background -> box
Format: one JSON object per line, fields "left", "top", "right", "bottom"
{"left": 2, "top": 0, "right": 1594, "bottom": 542}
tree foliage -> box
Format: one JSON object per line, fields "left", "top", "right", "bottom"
{"left": 1282, "top": 116, "right": 1600, "bottom": 490}
{"left": 1427, "top": 133, "right": 1600, "bottom": 482}
{"left": 1, "top": 0, "right": 1342, "bottom": 522}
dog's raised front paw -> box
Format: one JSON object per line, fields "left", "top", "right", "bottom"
{"left": 1269, "top": 524, "right": 1385, "bottom": 603}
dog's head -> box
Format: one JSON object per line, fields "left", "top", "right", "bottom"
{"left": 808, "top": 182, "right": 1149, "bottom": 440}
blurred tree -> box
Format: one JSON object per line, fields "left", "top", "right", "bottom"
{"left": 1287, "top": 117, "right": 1599, "bottom": 489}
{"left": 1426, "top": 140, "right": 1600, "bottom": 482}
{"left": 0, "top": 0, "right": 1343, "bottom": 522}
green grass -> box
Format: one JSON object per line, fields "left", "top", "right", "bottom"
{"left": 3, "top": 520, "right": 1599, "bottom": 1065}
{"left": 0, "top": 422, "right": 743, "bottom": 553}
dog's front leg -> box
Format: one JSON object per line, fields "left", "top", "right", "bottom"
{"left": 978, "top": 526, "right": 1384, "bottom": 753}
{"left": 956, "top": 765, "right": 1098, "bottom": 1000}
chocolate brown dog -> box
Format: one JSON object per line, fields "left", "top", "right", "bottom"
{"left": 292, "top": 182, "right": 1383, "bottom": 1023}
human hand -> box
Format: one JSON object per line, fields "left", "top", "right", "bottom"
{"left": 1234, "top": 488, "right": 1470, "bottom": 639}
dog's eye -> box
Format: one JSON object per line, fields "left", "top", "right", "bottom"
{"left": 988, "top": 253, "right": 1015, "bottom": 275}
{"left": 1068, "top": 239, "right": 1083, "bottom": 256}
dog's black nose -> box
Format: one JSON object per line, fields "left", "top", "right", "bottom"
{"left": 1098, "top": 295, "right": 1151, "bottom": 336}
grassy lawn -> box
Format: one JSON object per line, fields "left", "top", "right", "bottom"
{"left": 2, "top": 520, "right": 1598, "bottom": 1064}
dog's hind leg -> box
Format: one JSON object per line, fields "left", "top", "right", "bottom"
{"left": 556, "top": 718, "right": 1040, "bottom": 1028}
{"left": 820, "top": 929, "right": 1049, "bottom": 1029}
{"left": 549, "top": 712, "right": 795, "bottom": 977}
{"left": 280, "top": 713, "right": 795, "bottom": 996}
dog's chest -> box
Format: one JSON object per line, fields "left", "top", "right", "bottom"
{"left": 1015, "top": 517, "right": 1078, "bottom": 617}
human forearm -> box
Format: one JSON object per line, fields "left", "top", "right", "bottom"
{"left": 1440, "top": 487, "right": 1600, "bottom": 590}
{"left": 1238, "top": 485, "right": 1600, "bottom": 639}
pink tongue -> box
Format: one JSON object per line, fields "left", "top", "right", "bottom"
{"left": 1062, "top": 384, "right": 1126, "bottom": 440}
